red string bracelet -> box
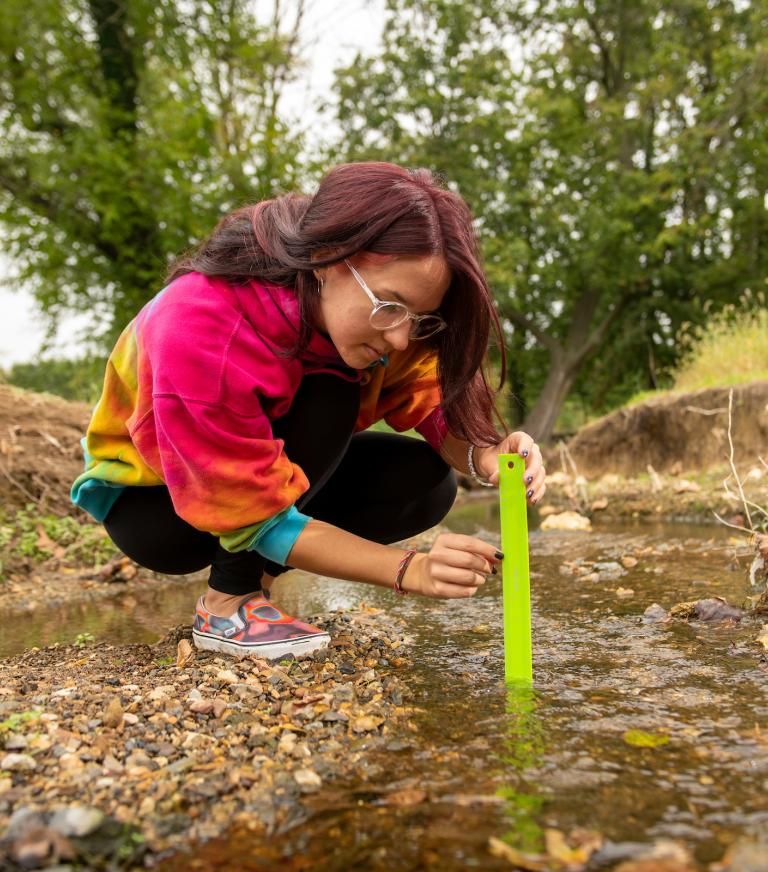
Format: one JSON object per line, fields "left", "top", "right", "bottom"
{"left": 394, "top": 550, "right": 416, "bottom": 595}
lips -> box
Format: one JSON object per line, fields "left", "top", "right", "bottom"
{"left": 364, "top": 344, "right": 387, "bottom": 358}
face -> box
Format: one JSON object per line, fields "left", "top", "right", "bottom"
{"left": 313, "top": 255, "right": 451, "bottom": 370}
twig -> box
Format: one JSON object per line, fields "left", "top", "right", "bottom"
{"left": 0, "top": 462, "right": 40, "bottom": 504}
{"left": 759, "top": 456, "right": 768, "bottom": 472}
{"left": 712, "top": 510, "right": 753, "bottom": 534}
{"left": 725, "top": 388, "right": 753, "bottom": 531}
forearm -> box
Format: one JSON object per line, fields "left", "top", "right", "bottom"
{"left": 439, "top": 432, "right": 498, "bottom": 479}
{"left": 286, "top": 519, "right": 409, "bottom": 589}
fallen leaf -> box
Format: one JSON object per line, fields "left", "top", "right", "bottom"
{"left": 488, "top": 837, "right": 547, "bottom": 870}
{"left": 623, "top": 730, "right": 670, "bottom": 748}
{"left": 176, "top": 639, "right": 194, "bottom": 668}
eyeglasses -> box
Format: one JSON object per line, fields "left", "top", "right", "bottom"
{"left": 344, "top": 260, "right": 447, "bottom": 340}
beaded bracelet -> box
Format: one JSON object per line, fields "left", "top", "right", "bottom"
{"left": 394, "top": 549, "right": 416, "bottom": 595}
{"left": 467, "top": 443, "right": 494, "bottom": 487}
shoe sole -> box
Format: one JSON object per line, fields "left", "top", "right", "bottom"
{"left": 192, "top": 629, "right": 330, "bottom": 660}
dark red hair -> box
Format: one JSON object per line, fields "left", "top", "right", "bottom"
{"left": 168, "top": 162, "right": 505, "bottom": 445}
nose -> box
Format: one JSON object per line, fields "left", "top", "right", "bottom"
{"left": 382, "top": 320, "right": 411, "bottom": 351}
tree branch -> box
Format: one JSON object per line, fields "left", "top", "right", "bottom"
{"left": 504, "top": 306, "right": 560, "bottom": 353}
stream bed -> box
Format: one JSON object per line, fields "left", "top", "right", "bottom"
{"left": 4, "top": 499, "right": 767, "bottom": 870}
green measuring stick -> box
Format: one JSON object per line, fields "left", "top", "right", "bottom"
{"left": 499, "top": 453, "right": 532, "bottom": 685}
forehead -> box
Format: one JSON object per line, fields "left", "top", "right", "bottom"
{"left": 362, "top": 255, "right": 451, "bottom": 311}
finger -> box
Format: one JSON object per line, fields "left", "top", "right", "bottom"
{"left": 525, "top": 466, "right": 546, "bottom": 501}
{"left": 530, "top": 482, "right": 547, "bottom": 505}
{"left": 435, "top": 533, "right": 503, "bottom": 564}
{"left": 510, "top": 430, "right": 535, "bottom": 458}
{"left": 432, "top": 565, "right": 489, "bottom": 587}
{"left": 432, "top": 579, "right": 481, "bottom": 599}
{"left": 437, "top": 548, "right": 494, "bottom": 575}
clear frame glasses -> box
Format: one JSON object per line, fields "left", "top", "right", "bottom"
{"left": 344, "top": 260, "right": 447, "bottom": 340}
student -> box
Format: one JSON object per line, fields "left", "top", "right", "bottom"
{"left": 71, "top": 162, "right": 546, "bottom": 660}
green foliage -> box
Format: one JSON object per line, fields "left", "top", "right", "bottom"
{"left": 332, "top": 0, "right": 768, "bottom": 437}
{"left": 0, "top": 503, "right": 118, "bottom": 582}
{"left": 0, "top": 0, "right": 307, "bottom": 348}
{"left": 673, "top": 294, "right": 768, "bottom": 391}
{"left": 74, "top": 632, "right": 96, "bottom": 647}
{"left": 0, "top": 709, "right": 41, "bottom": 733}
{"left": 1, "top": 355, "right": 107, "bottom": 403}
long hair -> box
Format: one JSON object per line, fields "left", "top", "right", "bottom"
{"left": 168, "top": 162, "right": 506, "bottom": 445}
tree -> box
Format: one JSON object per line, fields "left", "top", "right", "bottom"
{"left": 333, "top": 0, "right": 768, "bottom": 439}
{"left": 0, "top": 0, "right": 307, "bottom": 347}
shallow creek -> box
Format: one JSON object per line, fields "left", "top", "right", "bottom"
{"left": 6, "top": 500, "right": 768, "bottom": 869}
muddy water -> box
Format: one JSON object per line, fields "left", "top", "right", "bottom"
{"left": 6, "top": 500, "right": 768, "bottom": 869}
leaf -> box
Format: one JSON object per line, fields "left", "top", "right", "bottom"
{"left": 488, "top": 837, "right": 547, "bottom": 870}
{"left": 623, "top": 730, "right": 670, "bottom": 748}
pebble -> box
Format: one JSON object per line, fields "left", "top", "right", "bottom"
{"left": 0, "top": 610, "right": 412, "bottom": 867}
{"left": 1, "top": 752, "right": 37, "bottom": 771}
{"left": 49, "top": 806, "right": 104, "bottom": 837}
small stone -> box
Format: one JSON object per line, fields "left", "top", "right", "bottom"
{"left": 616, "top": 587, "right": 635, "bottom": 598}
{"left": 189, "top": 699, "right": 215, "bottom": 715}
{"left": 211, "top": 699, "right": 227, "bottom": 719}
{"left": 216, "top": 669, "right": 238, "bottom": 685}
{"left": 3, "top": 733, "right": 29, "bottom": 750}
{"left": 50, "top": 806, "right": 104, "bottom": 837}
{"left": 123, "top": 712, "right": 139, "bottom": 725}
{"left": 339, "top": 662, "right": 356, "bottom": 675}
{"left": 293, "top": 768, "right": 322, "bottom": 791}
{"left": 1, "top": 752, "right": 37, "bottom": 771}
{"left": 621, "top": 556, "right": 639, "bottom": 569}
{"left": 351, "top": 715, "right": 384, "bottom": 733}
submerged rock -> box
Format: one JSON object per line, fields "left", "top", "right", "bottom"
{"left": 669, "top": 597, "right": 743, "bottom": 622}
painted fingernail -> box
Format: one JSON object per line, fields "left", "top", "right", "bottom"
{"left": 527, "top": 489, "right": 534, "bottom": 498}
{"left": 494, "top": 550, "right": 504, "bottom": 559}
{"left": 526, "top": 475, "right": 533, "bottom": 484}
{"left": 522, "top": 450, "right": 529, "bottom": 458}
{"left": 491, "top": 566, "right": 497, "bottom": 575}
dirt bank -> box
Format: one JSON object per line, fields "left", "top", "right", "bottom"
{"left": 0, "top": 384, "right": 90, "bottom": 516}
{"left": 565, "top": 380, "right": 768, "bottom": 477}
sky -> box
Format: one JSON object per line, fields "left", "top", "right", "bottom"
{"left": 0, "top": 0, "right": 386, "bottom": 367}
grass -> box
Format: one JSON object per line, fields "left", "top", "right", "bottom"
{"left": 0, "top": 504, "right": 118, "bottom": 583}
{"left": 673, "top": 301, "right": 768, "bottom": 392}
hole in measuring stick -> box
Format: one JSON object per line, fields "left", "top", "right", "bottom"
{"left": 507, "top": 461, "right": 515, "bottom": 468}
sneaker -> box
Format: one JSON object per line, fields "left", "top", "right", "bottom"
{"left": 192, "top": 594, "right": 330, "bottom": 659}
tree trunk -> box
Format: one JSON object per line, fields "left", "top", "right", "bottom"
{"left": 522, "top": 350, "right": 581, "bottom": 442}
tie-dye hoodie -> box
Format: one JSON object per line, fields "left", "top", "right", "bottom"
{"left": 71, "top": 272, "right": 448, "bottom": 565}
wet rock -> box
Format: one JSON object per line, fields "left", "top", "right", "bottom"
{"left": 293, "top": 768, "right": 322, "bottom": 792}
{"left": 593, "top": 561, "right": 626, "bottom": 579}
{"left": 669, "top": 597, "right": 743, "bottom": 622}
{"left": 643, "top": 604, "right": 670, "bottom": 623}
{"left": 621, "top": 555, "right": 638, "bottom": 569}
{"left": 540, "top": 511, "right": 592, "bottom": 532}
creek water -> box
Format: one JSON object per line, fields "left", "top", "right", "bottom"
{"left": 6, "top": 499, "right": 768, "bottom": 869}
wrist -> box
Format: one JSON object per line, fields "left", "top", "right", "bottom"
{"left": 400, "top": 552, "right": 425, "bottom": 595}
{"left": 468, "top": 443, "right": 495, "bottom": 486}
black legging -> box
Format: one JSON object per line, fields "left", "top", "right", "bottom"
{"left": 103, "top": 373, "right": 457, "bottom": 594}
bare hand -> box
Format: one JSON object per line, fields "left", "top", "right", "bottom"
{"left": 476, "top": 431, "right": 546, "bottom": 504}
{"left": 402, "top": 533, "right": 502, "bottom": 598}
